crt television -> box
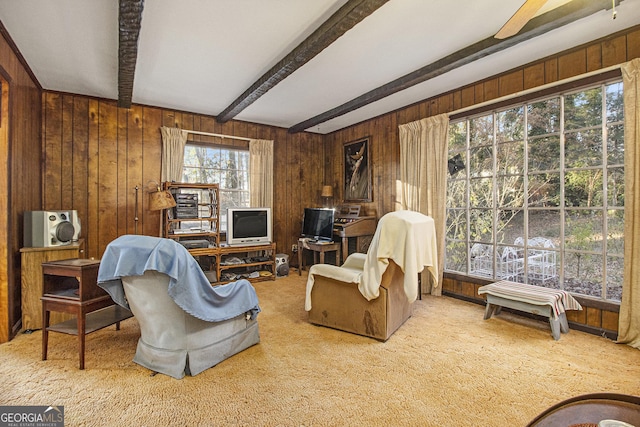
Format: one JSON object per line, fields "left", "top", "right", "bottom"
{"left": 226, "top": 207, "right": 272, "bottom": 246}
{"left": 302, "top": 208, "right": 335, "bottom": 242}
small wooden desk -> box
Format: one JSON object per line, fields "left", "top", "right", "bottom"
{"left": 298, "top": 238, "right": 341, "bottom": 275}
{"left": 41, "top": 258, "right": 132, "bottom": 369}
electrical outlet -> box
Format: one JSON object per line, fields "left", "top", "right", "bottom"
{"left": 292, "top": 244, "right": 298, "bottom": 252}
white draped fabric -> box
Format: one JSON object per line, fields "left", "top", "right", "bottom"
{"left": 160, "top": 127, "right": 188, "bottom": 182}
{"left": 398, "top": 113, "right": 449, "bottom": 296}
{"left": 249, "top": 139, "right": 274, "bottom": 209}
{"left": 618, "top": 58, "right": 640, "bottom": 349}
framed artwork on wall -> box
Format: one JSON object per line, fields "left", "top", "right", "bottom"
{"left": 343, "top": 137, "right": 371, "bottom": 202}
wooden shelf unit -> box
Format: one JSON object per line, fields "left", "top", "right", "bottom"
{"left": 163, "top": 182, "right": 221, "bottom": 249}
{"left": 217, "top": 243, "right": 276, "bottom": 284}
{"left": 162, "top": 182, "right": 275, "bottom": 285}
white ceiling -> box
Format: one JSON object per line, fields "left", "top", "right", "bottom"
{"left": 0, "top": 0, "right": 638, "bottom": 134}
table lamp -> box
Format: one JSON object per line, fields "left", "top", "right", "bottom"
{"left": 321, "top": 185, "right": 333, "bottom": 208}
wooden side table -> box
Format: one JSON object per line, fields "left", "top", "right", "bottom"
{"left": 297, "top": 238, "right": 341, "bottom": 275}
{"left": 41, "top": 258, "right": 132, "bottom": 369}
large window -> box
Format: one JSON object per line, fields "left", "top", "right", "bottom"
{"left": 182, "top": 143, "right": 250, "bottom": 230}
{"left": 445, "top": 81, "right": 624, "bottom": 302}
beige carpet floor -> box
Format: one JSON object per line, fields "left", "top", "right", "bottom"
{"left": 1, "top": 271, "right": 639, "bottom": 426}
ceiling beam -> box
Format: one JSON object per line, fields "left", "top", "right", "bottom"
{"left": 118, "top": 0, "right": 145, "bottom": 108}
{"left": 216, "top": 0, "right": 390, "bottom": 124}
{"left": 288, "top": 0, "right": 622, "bottom": 134}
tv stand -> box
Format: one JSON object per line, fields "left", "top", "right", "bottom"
{"left": 217, "top": 243, "right": 276, "bottom": 284}
{"left": 188, "top": 243, "right": 276, "bottom": 285}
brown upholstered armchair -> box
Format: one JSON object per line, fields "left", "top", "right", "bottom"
{"left": 304, "top": 210, "right": 438, "bottom": 341}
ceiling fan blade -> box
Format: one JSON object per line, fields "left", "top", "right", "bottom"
{"left": 495, "top": 0, "right": 549, "bottom": 39}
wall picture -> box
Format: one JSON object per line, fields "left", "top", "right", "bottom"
{"left": 343, "top": 137, "right": 371, "bottom": 202}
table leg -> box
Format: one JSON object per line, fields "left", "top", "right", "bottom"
{"left": 319, "top": 251, "right": 325, "bottom": 264}
{"left": 559, "top": 313, "right": 569, "bottom": 334}
{"left": 483, "top": 303, "right": 497, "bottom": 320}
{"left": 550, "top": 317, "right": 561, "bottom": 340}
{"left": 77, "top": 308, "right": 86, "bottom": 370}
{"left": 42, "top": 305, "right": 50, "bottom": 361}
{"left": 298, "top": 247, "right": 303, "bottom": 275}
{"left": 341, "top": 237, "right": 348, "bottom": 263}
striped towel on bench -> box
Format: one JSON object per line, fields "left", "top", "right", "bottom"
{"left": 478, "top": 280, "right": 583, "bottom": 319}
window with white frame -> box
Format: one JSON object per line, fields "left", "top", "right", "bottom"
{"left": 445, "top": 80, "right": 624, "bottom": 302}
{"left": 182, "top": 143, "right": 250, "bottom": 231}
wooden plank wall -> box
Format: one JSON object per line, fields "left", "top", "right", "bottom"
{"left": 18, "top": 23, "right": 640, "bottom": 343}
{"left": 324, "top": 25, "right": 640, "bottom": 336}
{"left": 41, "top": 98, "right": 324, "bottom": 262}
{"left": 0, "top": 28, "right": 42, "bottom": 342}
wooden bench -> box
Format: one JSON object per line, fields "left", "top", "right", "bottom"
{"left": 478, "top": 280, "right": 582, "bottom": 340}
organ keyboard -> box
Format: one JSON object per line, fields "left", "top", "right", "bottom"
{"left": 333, "top": 205, "right": 376, "bottom": 263}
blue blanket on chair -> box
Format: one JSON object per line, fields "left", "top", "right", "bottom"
{"left": 97, "top": 235, "right": 260, "bottom": 322}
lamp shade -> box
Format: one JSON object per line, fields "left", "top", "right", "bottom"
{"left": 321, "top": 185, "right": 333, "bottom": 197}
{"left": 149, "top": 190, "right": 177, "bottom": 211}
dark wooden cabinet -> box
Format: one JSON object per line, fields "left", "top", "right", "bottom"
{"left": 20, "top": 241, "right": 84, "bottom": 330}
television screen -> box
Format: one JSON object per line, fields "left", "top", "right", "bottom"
{"left": 302, "top": 208, "right": 335, "bottom": 241}
{"left": 227, "top": 207, "right": 272, "bottom": 246}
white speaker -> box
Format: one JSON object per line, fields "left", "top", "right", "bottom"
{"left": 275, "top": 253, "right": 289, "bottom": 277}
{"left": 24, "top": 210, "right": 81, "bottom": 247}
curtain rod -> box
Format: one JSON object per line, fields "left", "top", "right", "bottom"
{"left": 448, "top": 63, "right": 623, "bottom": 118}
{"left": 184, "top": 129, "right": 252, "bottom": 142}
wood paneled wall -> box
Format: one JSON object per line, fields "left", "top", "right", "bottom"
{"left": 325, "top": 26, "right": 640, "bottom": 217}
{"left": 0, "top": 27, "right": 42, "bottom": 342}
{"left": 324, "top": 25, "right": 640, "bottom": 336}
{"left": 41, "top": 96, "right": 324, "bottom": 261}
{"left": 5, "top": 22, "right": 640, "bottom": 343}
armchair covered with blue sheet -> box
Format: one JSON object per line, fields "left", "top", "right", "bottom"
{"left": 305, "top": 211, "right": 438, "bottom": 341}
{"left": 98, "top": 235, "right": 260, "bottom": 379}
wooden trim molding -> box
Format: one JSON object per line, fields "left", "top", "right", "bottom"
{"left": 0, "top": 21, "right": 41, "bottom": 91}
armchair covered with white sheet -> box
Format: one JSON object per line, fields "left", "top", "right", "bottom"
{"left": 305, "top": 210, "right": 438, "bottom": 341}
{"left": 97, "top": 235, "right": 260, "bottom": 379}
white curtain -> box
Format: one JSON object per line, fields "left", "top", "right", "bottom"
{"left": 160, "top": 127, "right": 188, "bottom": 182}
{"left": 618, "top": 58, "right": 640, "bottom": 349}
{"left": 398, "top": 113, "right": 449, "bottom": 296}
{"left": 249, "top": 139, "right": 274, "bottom": 209}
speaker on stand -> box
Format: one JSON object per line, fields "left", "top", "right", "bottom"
{"left": 275, "top": 253, "right": 289, "bottom": 277}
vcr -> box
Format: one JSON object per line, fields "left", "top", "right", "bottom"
{"left": 173, "top": 193, "right": 198, "bottom": 218}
